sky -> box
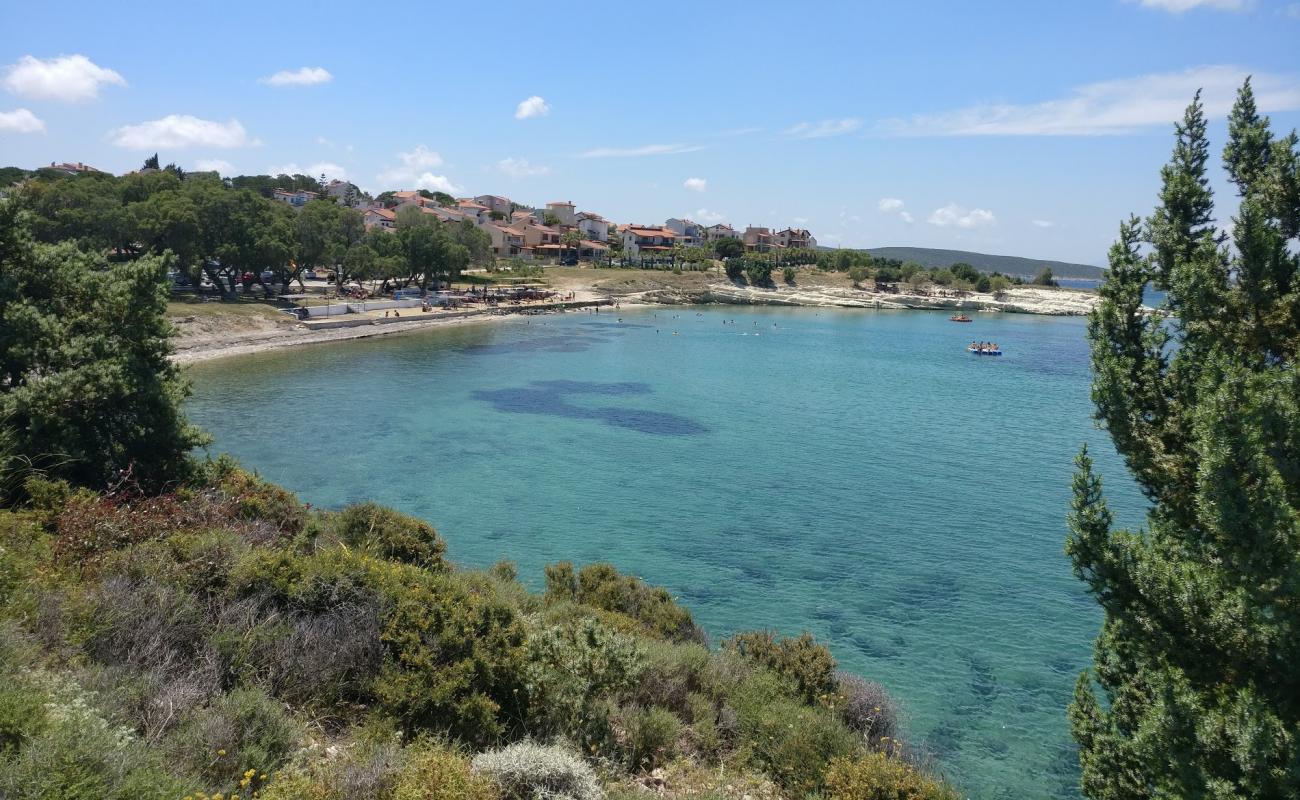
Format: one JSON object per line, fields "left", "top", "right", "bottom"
{"left": 2, "top": 0, "right": 1299, "bottom": 266}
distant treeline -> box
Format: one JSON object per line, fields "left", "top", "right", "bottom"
{"left": 2, "top": 164, "right": 492, "bottom": 298}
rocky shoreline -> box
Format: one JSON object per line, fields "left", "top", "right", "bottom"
{"left": 618, "top": 282, "right": 1103, "bottom": 316}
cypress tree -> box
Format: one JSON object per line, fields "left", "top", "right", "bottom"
{"left": 1067, "top": 82, "right": 1300, "bottom": 797}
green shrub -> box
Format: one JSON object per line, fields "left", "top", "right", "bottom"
{"left": 725, "top": 630, "right": 837, "bottom": 705}
{"left": 824, "top": 752, "right": 960, "bottom": 800}
{"left": 0, "top": 671, "right": 188, "bottom": 800}
{"left": 545, "top": 562, "right": 703, "bottom": 643}
{"left": 164, "top": 685, "right": 303, "bottom": 790}
{"left": 216, "top": 467, "right": 306, "bottom": 536}
{"left": 471, "top": 740, "right": 602, "bottom": 800}
{"left": 523, "top": 618, "right": 644, "bottom": 742}
{"left": 393, "top": 741, "right": 498, "bottom": 800}
{"left": 730, "top": 671, "right": 859, "bottom": 796}
{"left": 327, "top": 502, "right": 447, "bottom": 570}
{"left": 375, "top": 571, "right": 527, "bottom": 746}
{"left": 783, "top": 266, "right": 797, "bottom": 285}
{"left": 616, "top": 704, "right": 681, "bottom": 771}
{"left": 686, "top": 692, "right": 722, "bottom": 758}
{"left": 631, "top": 640, "right": 717, "bottom": 716}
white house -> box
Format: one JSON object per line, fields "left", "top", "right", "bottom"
{"left": 665, "top": 218, "right": 703, "bottom": 248}
{"left": 704, "top": 223, "right": 739, "bottom": 241}
{"left": 622, "top": 226, "right": 678, "bottom": 258}
{"left": 576, "top": 212, "right": 609, "bottom": 242}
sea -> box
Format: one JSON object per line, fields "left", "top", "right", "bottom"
{"left": 186, "top": 305, "right": 1149, "bottom": 800}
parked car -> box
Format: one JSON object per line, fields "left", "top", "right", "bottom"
{"left": 303, "top": 269, "right": 319, "bottom": 280}
{"left": 260, "top": 270, "right": 276, "bottom": 283}
{"left": 559, "top": 256, "right": 578, "bottom": 266}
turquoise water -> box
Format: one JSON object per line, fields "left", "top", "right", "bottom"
{"left": 186, "top": 306, "right": 1147, "bottom": 800}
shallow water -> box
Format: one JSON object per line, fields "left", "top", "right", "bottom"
{"left": 186, "top": 306, "right": 1147, "bottom": 800}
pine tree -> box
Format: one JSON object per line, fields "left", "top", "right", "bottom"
{"left": 1067, "top": 82, "right": 1300, "bottom": 797}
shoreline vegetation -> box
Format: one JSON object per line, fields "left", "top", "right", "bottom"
{"left": 171, "top": 269, "right": 1105, "bottom": 364}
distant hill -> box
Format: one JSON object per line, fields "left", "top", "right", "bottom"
{"left": 862, "top": 246, "right": 1105, "bottom": 280}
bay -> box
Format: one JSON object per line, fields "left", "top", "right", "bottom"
{"left": 186, "top": 305, "right": 1147, "bottom": 800}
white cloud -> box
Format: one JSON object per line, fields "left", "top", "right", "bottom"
{"left": 2, "top": 54, "right": 125, "bottom": 102}
{"left": 111, "top": 115, "right": 254, "bottom": 149}
{"left": 194, "top": 158, "right": 234, "bottom": 174}
{"left": 259, "top": 67, "right": 332, "bottom": 87}
{"left": 408, "top": 173, "right": 462, "bottom": 194}
{"left": 784, "top": 118, "right": 862, "bottom": 139}
{"left": 1284, "top": 3, "right": 1300, "bottom": 18}
{"left": 881, "top": 65, "right": 1300, "bottom": 136}
{"left": 577, "top": 143, "right": 704, "bottom": 158}
{"left": 877, "top": 197, "right": 905, "bottom": 212}
{"left": 0, "top": 108, "right": 44, "bottom": 133}
{"left": 1128, "top": 0, "right": 1248, "bottom": 12}
{"left": 496, "top": 157, "right": 550, "bottom": 177}
{"left": 1032, "top": 219, "right": 1056, "bottom": 228}
{"left": 695, "top": 208, "right": 726, "bottom": 224}
{"left": 514, "top": 95, "right": 550, "bottom": 120}
{"left": 376, "top": 145, "right": 460, "bottom": 192}
{"left": 684, "top": 177, "right": 707, "bottom": 192}
{"left": 270, "top": 161, "right": 347, "bottom": 180}
{"left": 900, "top": 211, "right": 915, "bottom": 224}
{"left": 315, "top": 135, "right": 332, "bottom": 146}
{"left": 928, "top": 204, "right": 997, "bottom": 229}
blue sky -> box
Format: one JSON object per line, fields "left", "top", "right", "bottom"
{"left": 2, "top": 0, "right": 1298, "bottom": 265}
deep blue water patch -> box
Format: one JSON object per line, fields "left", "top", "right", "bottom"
{"left": 471, "top": 380, "right": 708, "bottom": 436}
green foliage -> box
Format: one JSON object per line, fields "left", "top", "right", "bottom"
{"left": 544, "top": 561, "right": 702, "bottom": 643}
{"left": 523, "top": 618, "right": 645, "bottom": 742}
{"left": 470, "top": 740, "right": 602, "bottom": 800}
{"left": 834, "top": 671, "right": 899, "bottom": 749}
{"left": 849, "top": 266, "right": 869, "bottom": 286}
{"left": 0, "top": 670, "right": 189, "bottom": 800}
{"left": 730, "top": 671, "right": 859, "bottom": 796}
{"left": 0, "top": 204, "right": 208, "bottom": 497}
{"left": 743, "top": 260, "right": 773, "bottom": 287}
{"left": 328, "top": 502, "right": 448, "bottom": 570}
{"left": 615, "top": 704, "right": 681, "bottom": 771}
{"left": 1067, "top": 82, "right": 1300, "bottom": 798}
{"left": 726, "top": 630, "right": 838, "bottom": 705}
{"left": 1032, "top": 266, "right": 1056, "bottom": 286}
{"left": 824, "top": 752, "right": 960, "bottom": 800}
{"left": 393, "top": 740, "right": 498, "bottom": 800}
{"left": 713, "top": 237, "right": 744, "bottom": 258}
{"left": 164, "top": 686, "right": 303, "bottom": 790}
{"left": 375, "top": 570, "right": 528, "bottom": 746}
{"left": 782, "top": 266, "right": 796, "bottom": 285}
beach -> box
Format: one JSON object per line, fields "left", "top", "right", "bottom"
{"left": 170, "top": 273, "right": 1103, "bottom": 364}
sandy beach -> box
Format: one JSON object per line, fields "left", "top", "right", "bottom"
{"left": 170, "top": 273, "right": 1103, "bottom": 364}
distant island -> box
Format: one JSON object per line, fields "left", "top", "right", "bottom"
{"left": 862, "top": 247, "right": 1105, "bottom": 280}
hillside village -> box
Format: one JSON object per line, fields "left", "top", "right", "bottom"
{"left": 274, "top": 180, "right": 818, "bottom": 264}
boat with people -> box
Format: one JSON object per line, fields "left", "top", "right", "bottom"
{"left": 968, "top": 341, "right": 1003, "bottom": 356}
{"left": 949, "top": 313, "right": 972, "bottom": 322}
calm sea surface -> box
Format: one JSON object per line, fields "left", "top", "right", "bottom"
{"left": 186, "top": 306, "right": 1147, "bottom": 800}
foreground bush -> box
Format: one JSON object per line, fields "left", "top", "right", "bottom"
{"left": 544, "top": 561, "right": 703, "bottom": 644}
{"left": 471, "top": 740, "right": 602, "bottom": 800}
{"left": 731, "top": 671, "right": 859, "bottom": 796}
{"left": 824, "top": 752, "right": 960, "bottom": 800}
{"left": 726, "top": 629, "right": 838, "bottom": 705}
{"left": 327, "top": 502, "right": 447, "bottom": 570}
{"left": 393, "top": 741, "right": 498, "bottom": 800}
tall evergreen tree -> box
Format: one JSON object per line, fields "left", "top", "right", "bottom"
{"left": 1067, "top": 83, "right": 1300, "bottom": 797}
{"left": 0, "top": 203, "right": 208, "bottom": 497}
